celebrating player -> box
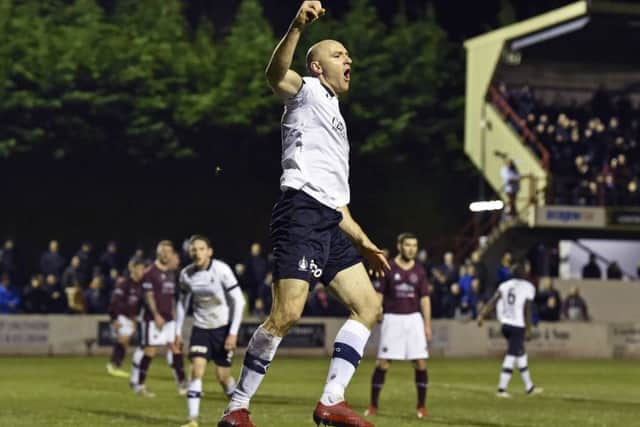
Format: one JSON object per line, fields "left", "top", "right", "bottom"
{"left": 477, "top": 262, "right": 543, "bottom": 397}
{"left": 177, "top": 235, "right": 246, "bottom": 427}
{"left": 218, "top": 2, "right": 389, "bottom": 427}
{"left": 365, "top": 233, "right": 431, "bottom": 419}
{"left": 130, "top": 240, "right": 187, "bottom": 397}
{"left": 106, "top": 256, "right": 145, "bottom": 378}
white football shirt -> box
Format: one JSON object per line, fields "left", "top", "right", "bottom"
{"left": 177, "top": 259, "right": 243, "bottom": 333}
{"left": 496, "top": 278, "right": 536, "bottom": 328}
{"left": 279, "top": 76, "right": 350, "bottom": 209}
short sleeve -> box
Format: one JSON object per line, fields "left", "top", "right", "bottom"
{"left": 284, "top": 78, "right": 312, "bottom": 108}
{"left": 141, "top": 271, "right": 153, "bottom": 292}
{"left": 219, "top": 262, "right": 239, "bottom": 290}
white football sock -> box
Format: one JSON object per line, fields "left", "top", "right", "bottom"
{"left": 498, "top": 354, "right": 516, "bottom": 391}
{"left": 187, "top": 378, "right": 202, "bottom": 420}
{"left": 228, "top": 325, "right": 282, "bottom": 411}
{"left": 130, "top": 347, "right": 144, "bottom": 385}
{"left": 517, "top": 354, "right": 534, "bottom": 391}
{"left": 320, "top": 319, "right": 371, "bottom": 406}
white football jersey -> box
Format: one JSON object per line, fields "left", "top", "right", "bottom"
{"left": 279, "top": 76, "right": 350, "bottom": 209}
{"left": 496, "top": 278, "right": 536, "bottom": 328}
{"left": 178, "top": 259, "right": 239, "bottom": 330}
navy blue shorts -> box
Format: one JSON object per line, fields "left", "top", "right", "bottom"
{"left": 270, "top": 190, "right": 362, "bottom": 284}
{"left": 188, "top": 326, "right": 232, "bottom": 367}
{"left": 502, "top": 324, "right": 526, "bottom": 356}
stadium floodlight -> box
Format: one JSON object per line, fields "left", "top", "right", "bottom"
{"left": 509, "top": 16, "right": 590, "bottom": 51}
{"left": 469, "top": 200, "right": 504, "bottom": 212}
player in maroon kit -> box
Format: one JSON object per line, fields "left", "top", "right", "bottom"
{"left": 106, "top": 257, "right": 146, "bottom": 378}
{"left": 129, "top": 240, "right": 187, "bottom": 397}
{"left": 365, "top": 233, "right": 432, "bottom": 419}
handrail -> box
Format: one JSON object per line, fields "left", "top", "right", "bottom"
{"left": 571, "top": 240, "right": 638, "bottom": 280}
{"left": 489, "top": 86, "right": 551, "bottom": 171}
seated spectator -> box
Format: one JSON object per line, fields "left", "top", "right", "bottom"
{"left": 0, "top": 273, "right": 20, "bottom": 314}
{"left": 536, "top": 277, "right": 561, "bottom": 322}
{"left": 497, "top": 251, "right": 513, "bottom": 283}
{"left": 83, "top": 275, "right": 108, "bottom": 314}
{"left": 625, "top": 180, "right": 640, "bottom": 206}
{"left": 582, "top": 254, "right": 602, "bottom": 279}
{"left": 561, "top": 287, "right": 589, "bottom": 321}
{"left": 23, "top": 275, "right": 48, "bottom": 314}
{"left": 65, "top": 281, "right": 86, "bottom": 314}
{"left": 43, "top": 274, "right": 67, "bottom": 313}
{"left": 606, "top": 262, "right": 623, "bottom": 280}
{"left": 39, "top": 240, "right": 65, "bottom": 278}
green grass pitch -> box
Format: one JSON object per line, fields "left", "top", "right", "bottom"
{"left": 0, "top": 356, "right": 638, "bottom": 426}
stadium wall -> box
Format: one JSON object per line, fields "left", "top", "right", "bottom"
{"left": 1, "top": 315, "right": 638, "bottom": 359}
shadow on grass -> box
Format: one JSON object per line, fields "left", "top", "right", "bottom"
{"left": 73, "top": 408, "right": 182, "bottom": 426}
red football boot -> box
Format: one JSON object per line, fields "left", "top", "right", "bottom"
{"left": 217, "top": 409, "right": 256, "bottom": 427}
{"left": 416, "top": 406, "right": 428, "bottom": 419}
{"left": 313, "top": 401, "right": 375, "bottom": 427}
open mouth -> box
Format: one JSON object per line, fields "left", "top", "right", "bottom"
{"left": 344, "top": 68, "right": 351, "bottom": 81}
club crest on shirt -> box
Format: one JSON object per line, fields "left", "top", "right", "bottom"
{"left": 409, "top": 273, "right": 419, "bottom": 284}
{"left": 332, "top": 116, "right": 347, "bottom": 139}
{"left": 298, "top": 256, "right": 309, "bottom": 272}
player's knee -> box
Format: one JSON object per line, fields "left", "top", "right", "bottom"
{"left": 266, "top": 307, "right": 302, "bottom": 335}
{"left": 355, "top": 299, "right": 381, "bottom": 329}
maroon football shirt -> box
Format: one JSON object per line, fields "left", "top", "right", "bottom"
{"left": 141, "top": 263, "right": 176, "bottom": 321}
{"left": 374, "top": 259, "right": 430, "bottom": 314}
{"left": 109, "top": 277, "right": 143, "bottom": 319}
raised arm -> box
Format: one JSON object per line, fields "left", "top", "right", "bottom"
{"left": 265, "top": 1, "right": 325, "bottom": 98}
{"left": 337, "top": 205, "right": 390, "bottom": 277}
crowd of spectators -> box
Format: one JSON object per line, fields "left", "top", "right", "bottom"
{"left": 417, "top": 248, "right": 591, "bottom": 323}
{"left": 496, "top": 83, "right": 640, "bottom": 206}
{"left": 0, "top": 237, "right": 618, "bottom": 323}
{"left": 0, "top": 237, "right": 348, "bottom": 318}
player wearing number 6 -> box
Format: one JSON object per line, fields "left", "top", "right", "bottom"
{"left": 218, "top": 1, "right": 389, "bottom": 426}
{"left": 477, "top": 263, "right": 543, "bottom": 398}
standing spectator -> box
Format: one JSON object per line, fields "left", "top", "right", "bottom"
{"left": 62, "top": 256, "right": 85, "bottom": 288}
{"left": 470, "top": 250, "right": 488, "bottom": 296}
{"left": 22, "top": 275, "right": 48, "bottom": 314}
{"left": 245, "top": 242, "right": 268, "bottom": 314}
{"left": 43, "top": 274, "right": 67, "bottom": 313}
{"left": 497, "top": 251, "right": 514, "bottom": 283}
{"left": 441, "top": 283, "right": 462, "bottom": 319}
{"left": 536, "top": 277, "right": 561, "bottom": 322}
{"left": 99, "top": 241, "right": 120, "bottom": 276}
{"left": 417, "top": 248, "right": 433, "bottom": 281}
{"left": 0, "top": 238, "right": 22, "bottom": 284}
{"left": 0, "top": 273, "right": 20, "bottom": 314}
{"left": 501, "top": 158, "right": 521, "bottom": 216}
{"left": 254, "top": 271, "right": 274, "bottom": 318}
{"left": 74, "top": 242, "right": 94, "bottom": 286}
{"left": 39, "top": 240, "right": 66, "bottom": 277}
{"left": 561, "top": 287, "right": 589, "bottom": 321}
{"left": 581, "top": 254, "right": 602, "bottom": 279}
{"left": 84, "top": 275, "right": 109, "bottom": 314}
{"left": 606, "top": 262, "right": 623, "bottom": 280}
{"left": 440, "top": 251, "right": 459, "bottom": 286}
